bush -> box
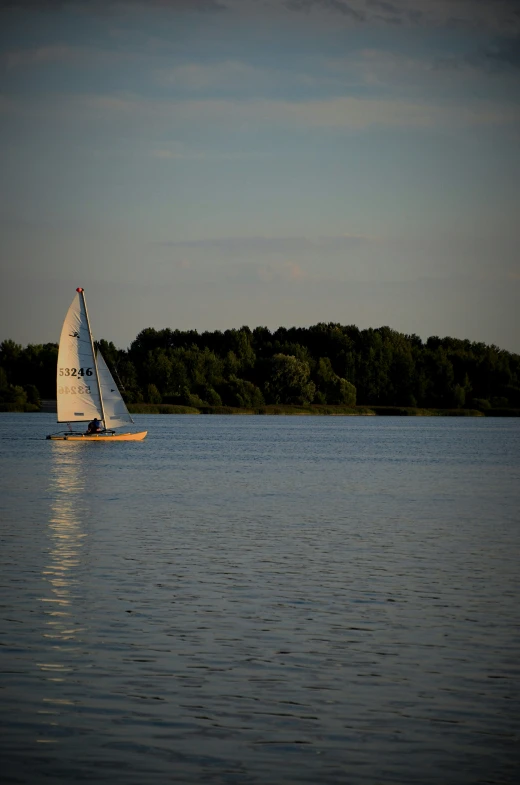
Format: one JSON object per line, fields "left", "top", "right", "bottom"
{"left": 146, "top": 383, "right": 162, "bottom": 403}
{"left": 127, "top": 403, "right": 200, "bottom": 414}
{"left": 0, "top": 384, "right": 27, "bottom": 405}
{"left": 220, "top": 376, "right": 265, "bottom": 408}
{"left": 186, "top": 392, "right": 205, "bottom": 408}
{"left": 472, "top": 398, "right": 491, "bottom": 410}
{"left": 491, "top": 396, "right": 509, "bottom": 408}
{"left": 0, "top": 402, "right": 39, "bottom": 412}
{"left": 24, "top": 384, "right": 41, "bottom": 406}
{"left": 122, "top": 389, "right": 143, "bottom": 404}
{"left": 202, "top": 386, "right": 222, "bottom": 406}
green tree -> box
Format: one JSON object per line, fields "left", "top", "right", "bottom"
{"left": 221, "top": 376, "right": 265, "bottom": 407}
{"left": 0, "top": 384, "right": 27, "bottom": 405}
{"left": 168, "top": 352, "right": 189, "bottom": 396}
{"left": 423, "top": 346, "right": 455, "bottom": 406}
{"left": 143, "top": 349, "right": 172, "bottom": 392}
{"left": 146, "top": 383, "right": 162, "bottom": 403}
{"left": 265, "top": 354, "right": 315, "bottom": 405}
{"left": 453, "top": 384, "right": 466, "bottom": 408}
{"left": 315, "top": 357, "right": 356, "bottom": 405}
{"left": 0, "top": 340, "right": 22, "bottom": 383}
{"left": 24, "top": 384, "right": 41, "bottom": 406}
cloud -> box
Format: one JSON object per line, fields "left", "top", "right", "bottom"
{"left": 168, "top": 257, "right": 191, "bottom": 269}
{"left": 153, "top": 48, "right": 520, "bottom": 104}
{"left": 156, "top": 60, "right": 275, "bottom": 92}
{"left": 77, "top": 93, "right": 520, "bottom": 132}
{"left": 285, "top": 0, "right": 366, "bottom": 22}
{"left": 2, "top": 0, "right": 519, "bottom": 34}
{"left": 257, "top": 260, "right": 308, "bottom": 282}
{"left": 209, "top": 259, "right": 310, "bottom": 284}
{"left": 328, "top": 46, "right": 520, "bottom": 97}
{"left": 429, "top": 33, "right": 520, "bottom": 75}
{"left": 3, "top": 45, "right": 83, "bottom": 69}
{"left": 0, "top": 1, "right": 68, "bottom": 7}
{"left": 151, "top": 147, "right": 195, "bottom": 159}
{"left": 155, "top": 60, "right": 305, "bottom": 93}
{"left": 327, "top": 48, "right": 435, "bottom": 90}
{"left": 0, "top": 0, "right": 225, "bottom": 9}
{"left": 1, "top": 0, "right": 519, "bottom": 38}
{"left": 155, "top": 234, "right": 368, "bottom": 253}
{"left": 149, "top": 145, "right": 267, "bottom": 160}
{"left": 480, "top": 35, "right": 520, "bottom": 70}
{"left": 239, "top": 95, "right": 518, "bottom": 131}
{"left": 3, "top": 87, "right": 518, "bottom": 138}
{"left": 282, "top": 0, "right": 520, "bottom": 34}
{"left": 3, "top": 90, "right": 517, "bottom": 137}
{"left": 1, "top": 41, "right": 152, "bottom": 71}
{"left": 154, "top": 58, "right": 336, "bottom": 96}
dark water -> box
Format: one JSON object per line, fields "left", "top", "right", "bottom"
{"left": 1, "top": 413, "right": 519, "bottom": 784}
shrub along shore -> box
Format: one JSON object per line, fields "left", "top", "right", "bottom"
{"left": 125, "top": 403, "right": 520, "bottom": 416}
{"left": 3, "top": 402, "right": 518, "bottom": 416}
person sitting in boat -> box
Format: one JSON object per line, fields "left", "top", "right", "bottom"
{"left": 86, "top": 417, "right": 102, "bottom": 434}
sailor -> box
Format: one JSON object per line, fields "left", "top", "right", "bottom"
{"left": 86, "top": 417, "right": 102, "bottom": 434}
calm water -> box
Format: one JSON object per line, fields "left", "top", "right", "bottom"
{"left": 1, "top": 413, "right": 519, "bottom": 784}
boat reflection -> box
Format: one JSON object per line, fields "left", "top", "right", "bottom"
{"left": 41, "top": 443, "right": 88, "bottom": 646}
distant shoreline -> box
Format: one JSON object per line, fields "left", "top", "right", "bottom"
{"left": 3, "top": 403, "right": 519, "bottom": 417}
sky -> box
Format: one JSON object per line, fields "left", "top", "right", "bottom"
{"left": 1, "top": 0, "right": 519, "bottom": 352}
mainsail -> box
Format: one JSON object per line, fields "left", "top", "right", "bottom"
{"left": 97, "top": 351, "right": 134, "bottom": 428}
{"left": 56, "top": 292, "right": 102, "bottom": 423}
{"left": 56, "top": 290, "right": 133, "bottom": 428}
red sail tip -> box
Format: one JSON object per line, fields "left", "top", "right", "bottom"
{"left": 76, "top": 287, "right": 84, "bottom": 292}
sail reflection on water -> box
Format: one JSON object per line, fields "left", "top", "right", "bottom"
{"left": 41, "top": 443, "right": 88, "bottom": 646}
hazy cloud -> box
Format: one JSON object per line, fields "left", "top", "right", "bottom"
{"left": 2, "top": 0, "right": 519, "bottom": 35}
{"left": 3, "top": 91, "right": 517, "bottom": 136}
{"left": 328, "top": 47, "right": 520, "bottom": 98}
{"left": 481, "top": 35, "right": 520, "bottom": 70}
{"left": 328, "top": 48, "right": 438, "bottom": 90}
{"left": 155, "top": 235, "right": 368, "bottom": 253}
{"left": 156, "top": 60, "right": 281, "bottom": 92}
{"left": 285, "top": 0, "right": 366, "bottom": 22}
{"left": 3, "top": 45, "right": 83, "bottom": 69}
{"left": 149, "top": 144, "right": 268, "bottom": 160}
{"left": 80, "top": 93, "right": 520, "bottom": 131}
{"left": 256, "top": 260, "right": 308, "bottom": 282}
{"left": 150, "top": 145, "right": 202, "bottom": 160}
{"left": 0, "top": 0, "right": 226, "bottom": 11}
{"left": 282, "top": 0, "right": 520, "bottom": 34}
{"left": 0, "top": 1, "right": 68, "bottom": 7}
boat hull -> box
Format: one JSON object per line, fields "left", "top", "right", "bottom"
{"left": 47, "top": 431, "right": 147, "bottom": 441}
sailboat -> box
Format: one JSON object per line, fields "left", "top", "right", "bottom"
{"left": 47, "top": 288, "right": 147, "bottom": 441}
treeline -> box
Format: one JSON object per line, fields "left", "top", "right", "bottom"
{"left": 1, "top": 324, "right": 519, "bottom": 410}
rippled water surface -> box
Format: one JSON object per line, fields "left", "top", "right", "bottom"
{"left": 1, "top": 413, "right": 519, "bottom": 784}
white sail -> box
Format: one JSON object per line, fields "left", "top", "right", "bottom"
{"left": 97, "top": 351, "right": 134, "bottom": 428}
{"left": 56, "top": 292, "right": 102, "bottom": 423}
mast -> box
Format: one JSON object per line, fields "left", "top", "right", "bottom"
{"left": 77, "top": 287, "right": 107, "bottom": 428}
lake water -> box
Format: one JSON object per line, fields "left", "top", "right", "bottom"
{"left": 1, "top": 413, "right": 519, "bottom": 784}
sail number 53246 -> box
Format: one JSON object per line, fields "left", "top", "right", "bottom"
{"left": 59, "top": 367, "right": 93, "bottom": 377}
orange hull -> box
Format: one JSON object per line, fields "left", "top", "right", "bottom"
{"left": 47, "top": 431, "right": 147, "bottom": 441}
